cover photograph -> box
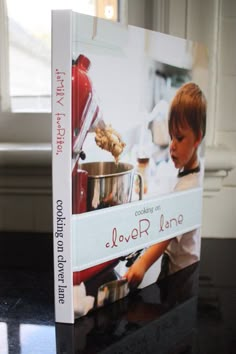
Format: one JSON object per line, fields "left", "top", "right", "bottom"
{"left": 52, "top": 10, "right": 208, "bottom": 323}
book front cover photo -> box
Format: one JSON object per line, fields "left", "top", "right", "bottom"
{"left": 52, "top": 10, "right": 208, "bottom": 323}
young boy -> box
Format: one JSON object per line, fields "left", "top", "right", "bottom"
{"left": 125, "top": 82, "right": 207, "bottom": 288}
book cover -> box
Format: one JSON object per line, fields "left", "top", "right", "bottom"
{"left": 52, "top": 10, "right": 208, "bottom": 323}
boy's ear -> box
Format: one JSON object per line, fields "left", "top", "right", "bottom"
{"left": 194, "top": 132, "right": 202, "bottom": 148}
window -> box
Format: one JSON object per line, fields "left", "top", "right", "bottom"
{"left": 5, "top": 0, "right": 119, "bottom": 112}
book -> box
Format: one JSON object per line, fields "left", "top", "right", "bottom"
{"left": 52, "top": 10, "right": 208, "bottom": 323}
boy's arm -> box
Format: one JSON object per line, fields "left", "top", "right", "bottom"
{"left": 125, "top": 239, "right": 171, "bottom": 288}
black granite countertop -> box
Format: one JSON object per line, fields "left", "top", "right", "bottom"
{"left": 0, "top": 236, "right": 236, "bottom": 354}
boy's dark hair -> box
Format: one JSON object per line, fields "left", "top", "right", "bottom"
{"left": 168, "top": 82, "right": 207, "bottom": 140}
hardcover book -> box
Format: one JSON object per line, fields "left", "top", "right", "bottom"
{"left": 52, "top": 10, "right": 208, "bottom": 323}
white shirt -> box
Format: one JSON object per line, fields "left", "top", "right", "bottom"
{"left": 166, "top": 171, "right": 202, "bottom": 274}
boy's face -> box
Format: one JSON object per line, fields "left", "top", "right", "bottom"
{"left": 169, "top": 124, "right": 201, "bottom": 171}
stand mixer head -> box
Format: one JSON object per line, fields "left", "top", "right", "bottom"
{"left": 72, "top": 54, "right": 105, "bottom": 214}
{"left": 71, "top": 54, "right": 105, "bottom": 171}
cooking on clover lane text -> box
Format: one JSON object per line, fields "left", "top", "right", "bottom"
{"left": 55, "top": 199, "right": 67, "bottom": 305}
{"left": 105, "top": 206, "right": 184, "bottom": 249}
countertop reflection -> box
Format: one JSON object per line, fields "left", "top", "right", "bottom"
{"left": 0, "top": 262, "right": 199, "bottom": 354}
{"left": 1, "top": 237, "right": 236, "bottom": 354}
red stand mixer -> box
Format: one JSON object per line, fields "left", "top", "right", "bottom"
{"left": 71, "top": 54, "right": 105, "bottom": 214}
{"left": 71, "top": 54, "right": 120, "bottom": 285}
{"left": 71, "top": 55, "right": 142, "bottom": 296}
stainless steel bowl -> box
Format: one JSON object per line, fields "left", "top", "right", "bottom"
{"left": 78, "top": 161, "right": 140, "bottom": 211}
{"left": 97, "top": 278, "right": 129, "bottom": 307}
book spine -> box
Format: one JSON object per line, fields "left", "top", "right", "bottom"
{"left": 52, "top": 10, "right": 74, "bottom": 323}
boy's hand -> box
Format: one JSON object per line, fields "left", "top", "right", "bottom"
{"left": 124, "top": 240, "right": 170, "bottom": 289}
{"left": 124, "top": 257, "right": 147, "bottom": 289}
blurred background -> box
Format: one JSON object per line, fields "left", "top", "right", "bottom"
{"left": 0, "top": 0, "right": 235, "bottom": 240}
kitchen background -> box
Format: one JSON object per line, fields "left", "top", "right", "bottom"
{"left": 72, "top": 14, "right": 207, "bottom": 202}
{"left": 0, "top": 0, "right": 235, "bottom": 240}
